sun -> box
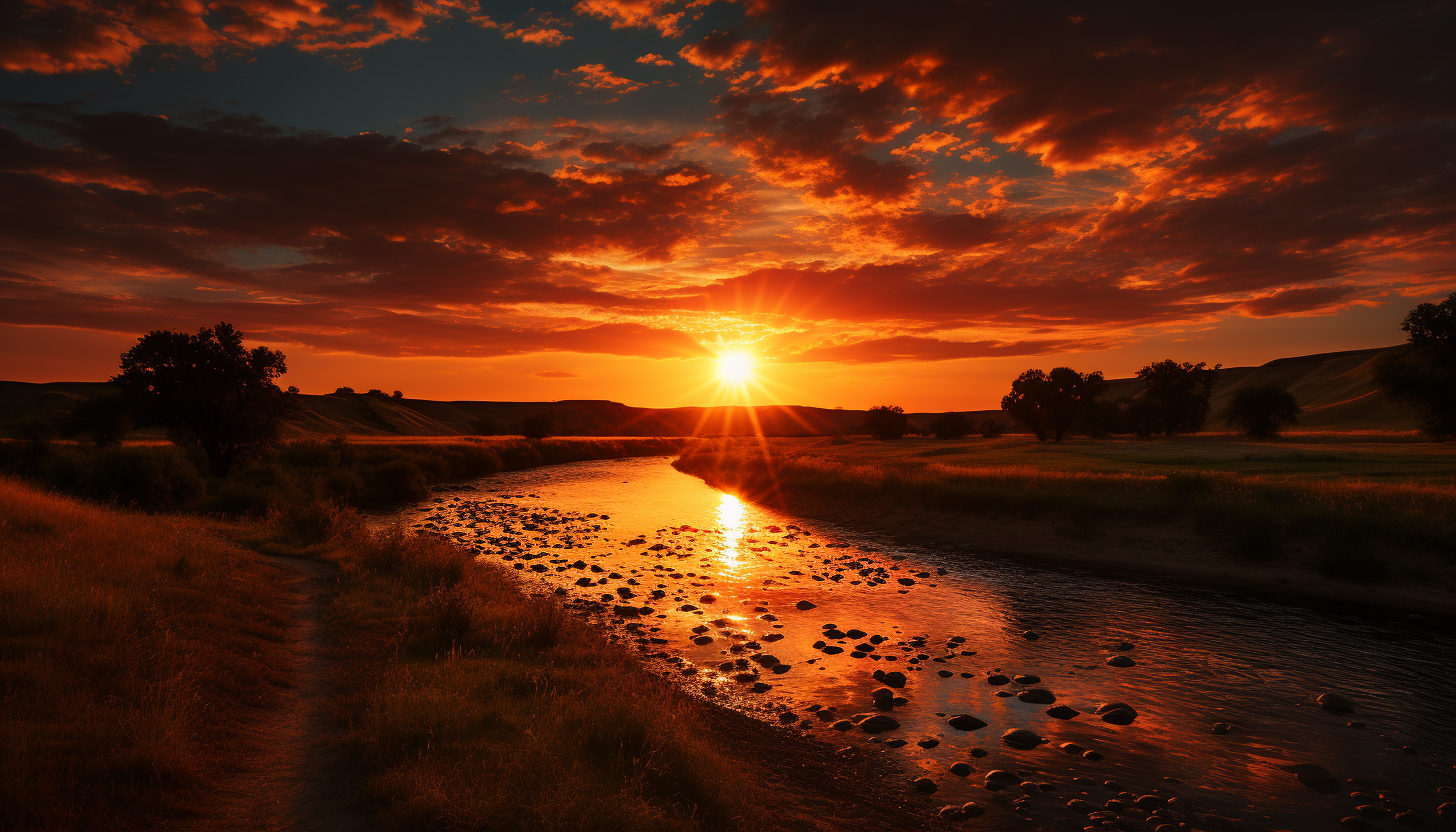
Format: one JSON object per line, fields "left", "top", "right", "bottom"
{"left": 717, "top": 352, "right": 755, "bottom": 384}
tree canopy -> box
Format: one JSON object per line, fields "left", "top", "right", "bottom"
{"left": 864, "top": 405, "right": 909, "bottom": 440}
{"left": 928, "top": 412, "right": 972, "bottom": 439}
{"left": 1134, "top": 360, "right": 1221, "bottom": 436}
{"left": 113, "top": 322, "right": 297, "bottom": 476}
{"left": 1000, "top": 367, "right": 1107, "bottom": 442}
{"left": 1226, "top": 384, "right": 1302, "bottom": 440}
{"left": 1375, "top": 292, "right": 1456, "bottom": 439}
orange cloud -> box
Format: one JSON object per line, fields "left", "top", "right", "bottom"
{"left": 635, "top": 52, "right": 674, "bottom": 66}
{"left": 573, "top": 0, "right": 684, "bottom": 37}
{"left": 505, "top": 25, "right": 573, "bottom": 46}
{"left": 570, "top": 63, "right": 644, "bottom": 92}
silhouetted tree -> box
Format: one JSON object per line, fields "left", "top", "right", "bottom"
{"left": 113, "top": 323, "right": 297, "bottom": 476}
{"left": 1073, "top": 397, "right": 1124, "bottom": 438}
{"left": 520, "top": 413, "right": 558, "bottom": 440}
{"left": 1134, "top": 360, "right": 1221, "bottom": 436}
{"left": 928, "top": 412, "right": 972, "bottom": 439}
{"left": 1000, "top": 367, "right": 1108, "bottom": 442}
{"left": 979, "top": 419, "right": 1006, "bottom": 439}
{"left": 1226, "top": 384, "right": 1302, "bottom": 439}
{"left": 864, "top": 405, "right": 909, "bottom": 439}
{"left": 333, "top": 386, "right": 355, "bottom": 395}
{"left": 391, "top": 390, "right": 403, "bottom": 399}
{"left": 61, "top": 391, "right": 133, "bottom": 447}
{"left": 1375, "top": 292, "right": 1456, "bottom": 440}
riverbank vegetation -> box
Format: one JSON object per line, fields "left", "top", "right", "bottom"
{"left": 0, "top": 435, "right": 682, "bottom": 515}
{"left": 674, "top": 436, "right": 1456, "bottom": 594}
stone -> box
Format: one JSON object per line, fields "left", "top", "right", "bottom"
{"left": 1279, "top": 763, "right": 1341, "bottom": 794}
{"left": 960, "top": 802, "right": 985, "bottom": 818}
{"left": 986, "top": 674, "right": 1010, "bottom": 685}
{"left": 613, "top": 604, "right": 640, "bottom": 617}
{"left": 882, "top": 671, "right": 908, "bottom": 688}
{"left": 912, "top": 777, "right": 938, "bottom": 794}
{"left": 1096, "top": 702, "right": 1138, "bottom": 724}
{"left": 832, "top": 719, "right": 853, "bottom": 730}
{"left": 1318, "top": 692, "right": 1356, "bottom": 712}
{"left": 692, "top": 635, "right": 713, "bottom": 645}
{"left": 1394, "top": 811, "right": 1425, "bottom": 828}
{"left": 854, "top": 713, "right": 901, "bottom": 732}
{"left": 1213, "top": 722, "right": 1234, "bottom": 735}
{"left": 918, "top": 738, "right": 940, "bottom": 749}
{"left": 947, "top": 714, "right": 988, "bottom": 731}
{"left": 1059, "top": 742, "right": 1084, "bottom": 754}
{"left": 1021, "top": 630, "right": 1039, "bottom": 640}
{"left": 1001, "top": 728, "right": 1043, "bottom": 749}
{"left": 822, "top": 645, "right": 844, "bottom": 655}
{"left": 1067, "top": 799, "right": 1098, "bottom": 814}
{"left": 872, "top": 687, "right": 895, "bottom": 705}
{"left": 1012, "top": 674, "right": 1041, "bottom": 685}
{"left": 938, "top": 670, "right": 953, "bottom": 678}
{"left": 1082, "top": 750, "right": 1103, "bottom": 761}
{"left": 937, "top": 805, "right": 962, "bottom": 821}
{"left": 1105, "top": 655, "right": 1136, "bottom": 668}
{"left": 970, "top": 747, "right": 987, "bottom": 758}
{"left": 883, "top": 738, "right": 907, "bottom": 748}
{"left": 1016, "top": 688, "right": 1056, "bottom": 704}
{"left": 1046, "top": 705, "right": 1080, "bottom": 720}
{"left": 984, "top": 770, "right": 1021, "bottom": 790}
{"left": 898, "top": 578, "right": 915, "bottom": 586}
{"left": 795, "top": 600, "right": 816, "bottom": 610}
{"left": 950, "top": 762, "right": 973, "bottom": 776}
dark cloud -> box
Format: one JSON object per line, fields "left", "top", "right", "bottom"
{"left": 0, "top": 108, "right": 741, "bottom": 358}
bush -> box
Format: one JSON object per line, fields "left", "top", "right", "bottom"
{"left": 979, "top": 419, "right": 1006, "bottom": 439}
{"left": 1227, "top": 384, "right": 1302, "bottom": 439}
{"left": 928, "top": 412, "right": 972, "bottom": 439}
{"left": 864, "top": 405, "right": 908, "bottom": 440}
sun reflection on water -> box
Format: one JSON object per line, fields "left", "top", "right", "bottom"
{"left": 716, "top": 493, "right": 745, "bottom": 575}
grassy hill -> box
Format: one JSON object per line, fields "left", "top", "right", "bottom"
{"left": 0, "top": 345, "right": 1418, "bottom": 438}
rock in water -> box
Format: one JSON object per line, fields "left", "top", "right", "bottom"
{"left": 871, "top": 687, "right": 895, "bottom": 706}
{"left": 1016, "top": 688, "right": 1056, "bottom": 704}
{"left": 1105, "top": 655, "right": 1136, "bottom": 668}
{"left": 853, "top": 713, "right": 901, "bottom": 733}
{"left": 1279, "top": 763, "right": 1341, "bottom": 794}
{"left": 1095, "top": 702, "right": 1138, "bottom": 724}
{"left": 986, "top": 674, "right": 1010, "bottom": 686}
{"left": 950, "top": 762, "right": 973, "bottom": 776}
{"left": 795, "top": 600, "right": 816, "bottom": 610}
{"left": 1001, "top": 728, "right": 1043, "bottom": 749}
{"left": 947, "top": 714, "right": 988, "bottom": 731}
{"left": 912, "top": 777, "right": 938, "bottom": 793}
{"left": 983, "top": 770, "right": 1021, "bottom": 790}
{"left": 960, "top": 802, "right": 985, "bottom": 818}
{"left": 1046, "top": 705, "right": 1081, "bottom": 720}
{"left": 882, "top": 671, "right": 908, "bottom": 688}
{"left": 1318, "top": 692, "right": 1356, "bottom": 712}
{"left": 1213, "top": 722, "right": 1234, "bottom": 735}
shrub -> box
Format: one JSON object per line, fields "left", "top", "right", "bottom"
{"left": 1227, "top": 384, "right": 1302, "bottom": 439}
{"left": 864, "top": 405, "right": 908, "bottom": 440}
{"left": 928, "top": 412, "right": 972, "bottom": 439}
{"left": 979, "top": 419, "right": 1006, "bottom": 438}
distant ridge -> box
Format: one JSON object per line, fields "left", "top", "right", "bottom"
{"left": 0, "top": 345, "right": 1417, "bottom": 438}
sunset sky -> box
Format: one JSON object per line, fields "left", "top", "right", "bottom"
{"left": 2, "top": 0, "right": 1453, "bottom": 409}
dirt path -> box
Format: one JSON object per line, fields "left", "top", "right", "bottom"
{"left": 202, "top": 556, "right": 371, "bottom": 831}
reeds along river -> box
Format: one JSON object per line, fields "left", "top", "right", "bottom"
{"left": 383, "top": 456, "right": 1456, "bottom": 831}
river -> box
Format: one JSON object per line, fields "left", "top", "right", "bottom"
{"left": 384, "top": 456, "right": 1456, "bottom": 831}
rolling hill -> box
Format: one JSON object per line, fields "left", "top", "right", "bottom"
{"left": 0, "top": 345, "right": 1418, "bottom": 439}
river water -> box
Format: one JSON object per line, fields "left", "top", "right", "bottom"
{"left": 387, "top": 456, "right": 1456, "bottom": 831}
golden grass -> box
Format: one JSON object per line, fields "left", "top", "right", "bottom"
{"left": 318, "top": 522, "right": 769, "bottom": 831}
{"left": 0, "top": 476, "right": 291, "bottom": 829}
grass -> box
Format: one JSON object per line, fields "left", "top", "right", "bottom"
{"left": 0, "top": 436, "right": 683, "bottom": 515}
{"left": 0, "top": 476, "right": 292, "bottom": 829}
{"left": 311, "top": 518, "right": 771, "bottom": 830}
{"left": 673, "top": 436, "right": 1456, "bottom": 585}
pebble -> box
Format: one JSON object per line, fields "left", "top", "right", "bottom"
{"left": 795, "top": 600, "right": 816, "bottom": 610}
{"left": 1105, "top": 655, "right": 1136, "bottom": 668}
{"left": 881, "top": 671, "right": 908, "bottom": 688}
{"left": 1213, "top": 722, "right": 1234, "bottom": 735}
{"left": 853, "top": 713, "right": 901, "bottom": 733}
{"left": 1318, "top": 692, "right": 1357, "bottom": 712}
{"left": 950, "top": 762, "right": 973, "bottom": 776}
{"left": 912, "top": 777, "right": 938, "bottom": 794}
{"left": 960, "top": 802, "right": 985, "bottom": 818}
{"left": 1046, "top": 705, "right": 1081, "bottom": 719}
{"left": 984, "top": 770, "right": 1021, "bottom": 790}
{"left": 1016, "top": 688, "right": 1056, "bottom": 704}
{"left": 947, "top": 714, "right": 988, "bottom": 731}
{"left": 918, "top": 738, "right": 940, "bottom": 749}
{"left": 1001, "top": 728, "right": 1043, "bottom": 749}
{"left": 986, "top": 674, "right": 1010, "bottom": 685}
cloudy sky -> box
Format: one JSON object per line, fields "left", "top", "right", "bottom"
{"left": 2, "top": 0, "right": 1452, "bottom": 408}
